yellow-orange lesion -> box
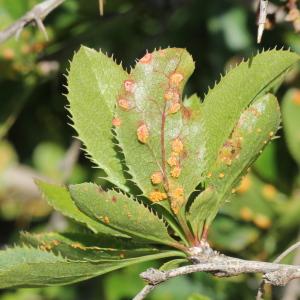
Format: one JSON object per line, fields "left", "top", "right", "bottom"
{"left": 149, "top": 190, "right": 168, "bottom": 202}
{"left": 169, "top": 186, "right": 185, "bottom": 214}
{"left": 137, "top": 123, "right": 149, "bottom": 144}
{"left": 151, "top": 171, "right": 163, "bottom": 185}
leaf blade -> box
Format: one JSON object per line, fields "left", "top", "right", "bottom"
{"left": 67, "top": 46, "right": 128, "bottom": 190}
{"left": 36, "top": 180, "right": 128, "bottom": 237}
{"left": 69, "top": 183, "right": 179, "bottom": 247}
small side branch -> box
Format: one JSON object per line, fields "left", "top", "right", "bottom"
{"left": 0, "top": 0, "right": 65, "bottom": 44}
{"left": 256, "top": 240, "right": 300, "bottom": 300}
{"left": 133, "top": 251, "right": 300, "bottom": 300}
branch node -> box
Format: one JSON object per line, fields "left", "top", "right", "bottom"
{"left": 140, "top": 268, "right": 167, "bottom": 285}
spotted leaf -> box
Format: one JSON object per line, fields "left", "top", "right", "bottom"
{"left": 69, "top": 183, "right": 179, "bottom": 247}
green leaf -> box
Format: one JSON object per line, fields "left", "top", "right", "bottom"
{"left": 282, "top": 88, "right": 300, "bottom": 165}
{"left": 115, "top": 48, "right": 207, "bottom": 214}
{"left": 201, "top": 50, "right": 299, "bottom": 174}
{"left": 21, "top": 231, "right": 173, "bottom": 261}
{"left": 67, "top": 46, "right": 128, "bottom": 190}
{"left": 0, "top": 246, "right": 181, "bottom": 289}
{"left": 69, "top": 182, "right": 179, "bottom": 247}
{"left": 188, "top": 94, "right": 281, "bottom": 238}
{"left": 159, "top": 258, "right": 189, "bottom": 271}
{"left": 36, "top": 180, "right": 128, "bottom": 237}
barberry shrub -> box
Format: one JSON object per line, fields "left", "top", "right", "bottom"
{"left": 0, "top": 47, "right": 298, "bottom": 288}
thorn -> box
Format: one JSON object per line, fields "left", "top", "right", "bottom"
{"left": 257, "top": 0, "right": 269, "bottom": 44}
{"left": 99, "top": 0, "right": 104, "bottom": 16}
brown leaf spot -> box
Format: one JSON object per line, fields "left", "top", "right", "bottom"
{"left": 112, "top": 118, "right": 122, "bottom": 127}
{"left": 124, "top": 80, "right": 136, "bottom": 93}
{"left": 139, "top": 53, "right": 152, "bottom": 64}
{"left": 118, "top": 98, "right": 131, "bottom": 111}
{"left": 137, "top": 123, "right": 149, "bottom": 144}
{"left": 182, "top": 106, "right": 192, "bottom": 120}
{"left": 169, "top": 72, "right": 184, "bottom": 87}
{"left": 111, "top": 196, "right": 117, "bottom": 203}
{"left": 149, "top": 191, "right": 167, "bottom": 202}
{"left": 218, "top": 138, "right": 241, "bottom": 166}
{"left": 151, "top": 171, "right": 163, "bottom": 185}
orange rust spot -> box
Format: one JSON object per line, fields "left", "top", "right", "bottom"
{"left": 2, "top": 48, "right": 15, "bottom": 60}
{"left": 240, "top": 207, "right": 253, "bottom": 221}
{"left": 118, "top": 98, "right": 131, "bottom": 110}
{"left": 219, "top": 138, "right": 241, "bottom": 166}
{"left": 149, "top": 191, "right": 168, "bottom": 202}
{"left": 137, "top": 123, "right": 149, "bottom": 144}
{"left": 256, "top": 128, "right": 262, "bottom": 133}
{"left": 248, "top": 107, "right": 261, "bottom": 117}
{"left": 167, "top": 102, "right": 181, "bottom": 114}
{"left": 103, "top": 216, "right": 110, "bottom": 224}
{"left": 292, "top": 90, "right": 300, "bottom": 105}
{"left": 167, "top": 153, "right": 178, "bottom": 167}
{"left": 169, "top": 72, "right": 184, "bottom": 86}
{"left": 261, "top": 184, "right": 277, "bottom": 200}
{"left": 182, "top": 106, "right": 192, "bottom": 120}
{"left": 171, "top": 166, "right": 181, "bottom": 178}
{"left": 151, "top": 171, "right": 163, "bottom": 185}
{"left": 236, "top": 176, "right": 251, "bottom": 194}
{"left": 124, "top": 80, "right": 136, "bottom": 93}
{"left": 112, "top": 118, "right": 122, "bottom": 127}
{"left": 71, "top": 242, "right": 86, "bottom": 250}
{"left": 164, "top": 89, "right": 180, "bottom": 102}
{"left": 218, "top": 173, "right": 225, "bottom": 179}
{"left": 171, "top": 138, "right": 184, "bottom": 154}
{"left": 170, "top": 187, "right": 185, "bottom": 214}
{"left": 139, "top": 53, "right": 152, "bottom": 64}
{"left": 254, "top": 214, "right": 272, "bottom": 229}
{"left": 52, "top": 240, "right": 60, "bottom": 246}
{"left": 158, "top": 49, "right": 166, "bottom": 57}
{"left": 207, "top": 172, "right": 212, "bottom": 178}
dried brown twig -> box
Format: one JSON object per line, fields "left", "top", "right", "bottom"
{"left": 133, "top": 244, "right": 300, "bottom": 300}
{"left": 0, "top": 0, "right": 65, "bottom": 44}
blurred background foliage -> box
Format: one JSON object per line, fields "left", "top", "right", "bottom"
{"left": 0, "top": 0, "right": 300, "bottom": 299}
